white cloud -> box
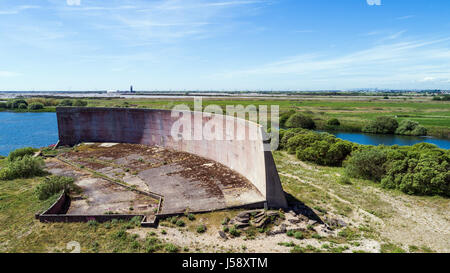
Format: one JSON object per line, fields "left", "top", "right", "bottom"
{"left": 216, "top": 37, "right": 450, "bottom": 88}
{"left": 66, "top": 0, "right": 81, "bottom": 6}
{"left": 0, "top": 5, "right": 39, "bottom": 15}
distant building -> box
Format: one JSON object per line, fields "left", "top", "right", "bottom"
{"left": 130, "top": 85, "right": 134, "bottom": 93}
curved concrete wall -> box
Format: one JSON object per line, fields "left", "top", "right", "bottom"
{"left": 56, "top": 107, "right": 287, "bottom": 208}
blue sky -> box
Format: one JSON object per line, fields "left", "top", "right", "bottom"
{"left": 1, "top": 0, "right": 450, "bottom": 91}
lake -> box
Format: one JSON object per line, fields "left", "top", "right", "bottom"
{"left": 0, "top": 112, "right": 58, "bottom": 156}
{"left": 324, "top": 131, "right": 450, "bottom": 150}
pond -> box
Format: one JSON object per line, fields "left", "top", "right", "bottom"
{"left": 0, "top": 112, "right": 58, "bottom": 156}
{"left": 323, "top": 131, "right": 450, "bottom": 150}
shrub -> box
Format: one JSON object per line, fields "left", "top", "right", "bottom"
{"left": 280, "top": 110, "right": 296, "bottom": 127}
{"left": 7, "top": 147, "right": 37, "bottom": 161}
{"left": 165, "top": 243, "right": 179, "bottom": 253}
{"left": 297, "top": 139, "right": 353, "bottom": 166}
{"left": 380, "top": 144, "right": 449, "bottom": 196}
{"left": 87, "top": 220, "right": 98, "bottom": 227}
{"left": 285, "top": 113, "right": 316, "bottom": 129}
{"left": 345, "top": 147, "right": 388, "bottom": 181}
{"left": 229, "top": 226, "right": 241, "bottom": 237}
{"left": 176, "top": 220, "right": 185, "bottom": 227}
{"left": 11, "top": 99, "right": 28, "bottom": 109}
{"left": 58, "top": 99, "right": 73, "bottom": 106}
{"left": 327, "top": 118, "right": 340, "bottom": 126}
{"left": 196, "top": 225, "right": 206, "bottom": 233}
{"left": 35, "top": 175, "right": 75, "bottom": 200}
{"left": 362, "top": 116, "right": 398, "bottom": 134}
{"left": 345, "top": 144, "right": 449, "bottom": 197}
{"left": 28, "top": 102, "right": 44, "bottom": 110}
{"left": 73, "top": 100, "right": 88, "bottom": 107}
{"left": 285, "top": 131, "right": 354, "bottom": 166}
{"left": 187, "top": 214, "right": 195, "bottom": 221}
{"left": 286, "top": 131, "right": 323, "bottom": 154}
{"left": 0, "top": 155, "right": 45, "bottom": 180}
{"left": 18, "top": 103, "right": 28, "bottom": 109}
{"left": 130, "top": 216, "right": 142, "bottom": 227}
{"left": 294, "top": 231, "right": 304, "bottom": 240}
{"left": 0, "top": 102, "right": 6, "bottom": 108}
{"left": 395, "top": 120, "right": 427, "bottom": 136}
{"left": 432, "top": 96, "right": 441, "bottom": 101}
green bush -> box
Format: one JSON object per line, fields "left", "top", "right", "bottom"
{"left": 18, "top": 103, "right": 28, "bottom": 109}
{"left": 58, "top": 99, "right": 73, "bottom": 106}
{"left": 285, "top": 130, "right": 354, "bottom": 166}
{"left": 176, "top": 220, "right": 185, "bottom": 227}
{"left": 11, "top": 99, "right": 28, "bottom": 109}
{"left": 0, "top": 155, "right": 45, "bottom": 180}
{"left": 380, "top": 144, "right": 449, "bottom": 196}
{"left": 346, "top": 144, "right": 449, "bottom": 197}
{"left": 279, "top": 128, "right": 307, "bottom": 150}
{"left": 28, "top": 102, "right": 44, "bottom": 110}
{"left": 7, "top": 147, "right": 37, "bottom": 161}
{"left": 362, "top": 116, "right": 398, "bottom": 134}
{"left": 294, "top": 231, "right": 304, "bottom": 240}
{"left": 73, "top": 100, "right": 88, "bottom": 107}
{"left": 285, "top": 113, "right": 316, "bottom": 129}
{"left": 345, "top": 147, "right": 388, "bottom": 181}
{"left": 0, "top": 102, "right": 7, "bottom": 108}
{"left": 286, "top": 130, "right": 323, "bottom": 154}
{"left": 196, "top": 225, "right": 206, "bottom": 233}
{"left": 395, "top": 120, "right": 427, "bottom": 136}
{"left": 327, "top": 118, "right": 340, "bottom": 126}
{"left": 280, "top": 110, "right": 296, "bottom": 127}
{"left": 35, "top": 175, "right": 75, "bottom": 200}
{"left": 165, "top": 243, "right": 179, "bottom": 253}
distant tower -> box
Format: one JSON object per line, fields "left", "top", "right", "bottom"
{"left": 130, "top": 85, "right": 133, "bottom": 93}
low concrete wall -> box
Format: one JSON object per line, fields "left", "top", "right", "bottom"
{"left": 56, "top": 107, "right": 287, "bottom": 208}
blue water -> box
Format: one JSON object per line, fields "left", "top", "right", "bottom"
{"left": 0, "top": 112, "right": 58, "bottom": 156}
{"left": 325, "top": 131, "right": 450, "bottom": 150}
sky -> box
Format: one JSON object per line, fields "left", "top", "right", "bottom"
{"left": 1, "top": 0, "right": 450, "bottom": 91}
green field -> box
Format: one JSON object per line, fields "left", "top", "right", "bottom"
{"left": 79, "top": 96, "right": 450, "bottom": 138}
{"left": 2, "top": 95, "right": 450, "bottom": 138}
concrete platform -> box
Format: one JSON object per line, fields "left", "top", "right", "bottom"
{"left": 58, "top": 143, "right": 265, "bottom": 215}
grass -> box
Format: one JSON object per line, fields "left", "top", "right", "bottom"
{"left": 380, "top": 243, "right": 406, "bottom": 253}
{"left": 0, "top": 157, "right": 177, "bottom": 253}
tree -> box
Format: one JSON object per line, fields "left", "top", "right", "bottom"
{"left": 58, "top": 99, "right": 73, "bottom": 106}
{"left": 345, "top": 147, "right": 388, "bottom": 181}
{"left": 11, "top": 99, "right": 28, "bottom": 109}
{"left": 362, "top": 116, "right": 398, "bottom": 134}
{"left": 395, "top": 120, "right": 427, "bottom": 136}
{"left": 280, "top": 110, "right": 296, "bottom": 127}
{"left": 28, "top": 102, "right": 44, "bottom": 110}
{"left": 327, "top": 118, "right": 340, "bottom": 126}
{"left": 73, "top": 99, "right": 88, "bottom": 107}
{"left": 285, "top": 113, "right": 316, "bottom": 129}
